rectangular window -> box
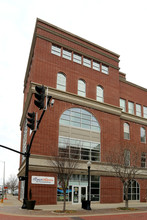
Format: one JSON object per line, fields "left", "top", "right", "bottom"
{"left": 91, "top": 176, "right": 100, "bottom": 201}
{"left": 97, "top": 86, "right": 104, "bottom": 102}
{"left": 124, "top": 150, "right": 130, "bottom": 166}
{"left": 128, "top": 101, "right": 134, "bottom": 114}
{"left": 83, "top": 57, "right": 91, "bottom": 68}
{"left": 51, "top": 45, "right": 61, "bottom": 56}
{"left": 136, "top": 104, "right": 141, "bottom": 117}
{"left": 124, "top": 123, "right": 130, "bottom": 140}
{"left": 73, "top": 53, "right": 82, "bottom": 64}
{"left": 62, "top": 49, "right": 72, "bottom": 60}
{"left": 143, "top": 106, "right": 147, "bottom": 118}
{"left": 78, "top": 80, "right": 86, "bottom": 97}
{"left": 141, "top": 127, "right": 146, "bottom": 143}
{"left": 120, "top": 98, "right": 126, "bottom": 112}
{"left": 102, "top": 65, "right": 108, "bottom": 74}
{"left": 93, "top": 61, "right": 100, "bottom": 71}
{"left": 141, "top": 153, "right": 146, "bottom": 168}
{"left": 57, "top": 73, "right": 66, "bottom": 91}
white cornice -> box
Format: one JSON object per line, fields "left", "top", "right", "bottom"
{"left": 121, "top": 112, "right": 147, "bottom": 126}
{"left": 20, "top": 82, "right": 147, "bottom": 130}
{"left": 20, "top": 82, "right": 121, "bottom": 129}
{"left": 18, "top": 154, "right": 147, "bottom": 179}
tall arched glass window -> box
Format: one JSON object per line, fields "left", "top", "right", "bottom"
{"left": 57, "top": 73, "right": 66, "bottom": 91}
{"left": 124, "top": 180, "right": 140, "bottom": 200}
{"left": 78, "top": 79, "right": 86, "bottom": 97}
{"left": 96, "top": 86, "right": 104, "bottom": 102}
{"left": 59, "top": 108, "right": 101, "bottom": 162}
{"left": 124, "top": 123, "right": 130, "bottom": 140}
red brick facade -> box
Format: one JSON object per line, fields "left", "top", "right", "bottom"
{"left": 19, "top": 18, "right": 147, "bottom": 205}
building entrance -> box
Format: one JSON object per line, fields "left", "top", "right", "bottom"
{"left": 57, "top": 175, "right": 100, "bottom": 203}
{"left": 72, "top": 185, "right": 87, "bottom": 204}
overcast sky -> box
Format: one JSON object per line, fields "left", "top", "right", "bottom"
{"left": 0, "top": 0, "right": 147, "bottom": 184}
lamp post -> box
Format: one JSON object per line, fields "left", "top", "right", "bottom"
{"left": 0, "top": 161, "right": 5, "bottom": 187}
{"left": 0, "top": 161, "right": 5, "bottom": 200}
{"left": 87, "top": 161, "right": 91, "bottom": 210}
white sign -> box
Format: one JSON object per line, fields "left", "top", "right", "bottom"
{"left": 31, "top": 176, "right": 55, "bottom": 185}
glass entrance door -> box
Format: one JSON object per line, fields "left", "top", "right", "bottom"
{"left": 72, "top": 186, "right": 87, "bottom": 204}
{"left": 73, "top": 186, "right": 79, "bottom": 203}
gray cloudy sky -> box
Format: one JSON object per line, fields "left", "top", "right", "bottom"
{"left": 0, "top": 0, "right": 147, "bottom": 184}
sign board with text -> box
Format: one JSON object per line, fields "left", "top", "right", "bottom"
{"left": 31, "top": 176, "right": 55, "bottom": 185}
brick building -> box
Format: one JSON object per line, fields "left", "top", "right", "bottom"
{"left": 18, "top": 18, "right": 147, "bottom": 205}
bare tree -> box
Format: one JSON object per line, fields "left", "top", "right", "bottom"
{"left": 51, "top": 153, "right": 79, "bottom": 212}
{"left": 6, "top": 175, "right": 18, "bottom": 193}
{"left": 105, "top": 144, "right": 140, "bottom": 208}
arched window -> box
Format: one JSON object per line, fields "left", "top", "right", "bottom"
{"left": 96, "top": 86, "right": 104, "bottom": 102}
{"left": 78, "top": 79, "right": 86, "bottom": 97}
{"left": 57, "top": 73, "right": 66, "bottom": 91}
{"left": 124, "top": 180, "right": 140, "bottom": 200}
{"left": 124, "top": 123, "right": 130, "bottom": 140}
{"left": 141, "top": 127, "right": 146, "bottom": 143}
{"left": 59, "top": 108, "right": 101, "bottom": 162}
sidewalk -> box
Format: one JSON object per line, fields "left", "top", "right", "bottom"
{"left": 0, "top": 195, "right": 147, "bottom": 217}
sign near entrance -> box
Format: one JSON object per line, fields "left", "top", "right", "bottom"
{"left": 31, "top": 176, "right": 55, "bottom": 185}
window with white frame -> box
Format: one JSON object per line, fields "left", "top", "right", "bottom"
{"left": 96, "top": 86, "right": 104, "bottom": 102}
{"left": 51, "top": 45, "right": 61, "bottom": 56}
{"left": 83, "top": 57, "right": 91, "bottom": 68}
{"left": 102, "top": 64, "right": 108, "bottom": 74}
{"left": 128, "top": 101, "right": 134, "bottom": 114}
{"left": 124, "top": 123, "right": 130, "bottom": 140}
{"left": 93, "top": 61, "right": 100, "bottom": 71}
{"left": 124, "top": 149, "right": 130, "bottom": 166}
{"left": 124, "top": 180, "right": 140, "bottom": 200}
{"left": 62, "top": 49, "right": 72, "bottom": 60}
{"left": 136, "top": 104, "right": 141, "bottom": 117}
{"left": 120, "top": 98, "right": 126, "bottom": 112}
{"left": 78, "top": 79, "right": 86, "bottom": 97}
{"left": 141, "top": 127, "right": 146, "bottom": 143}
{"left": 143, "top": 106, "right": 147, "bottom": 119}
{"left": 57, "top": 73, "right": 66, "bottom": 91}
{"left": 73, "top": 53, "right": 82, "bottom": 64}
{"left": 141, "top": 152, "right": 146, "bottom": 168}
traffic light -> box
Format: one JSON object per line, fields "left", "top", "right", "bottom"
{"left": 19, "top": 176, "right": 27, "bottom": 181}
{"left": 27, "top": 112, "right": 35, "bottom": 130}
{"left": 34, "top": 85, "right": 45, "bottom": 109}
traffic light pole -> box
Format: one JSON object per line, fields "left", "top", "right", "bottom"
{"left": 0, "top": 144, "right": 25, "bottom": 156}
{"left": 22, "top": 145, "right": 29, "bottom": 209}
{"left": 22, "top": 96, "right": 52, "bottom": 209}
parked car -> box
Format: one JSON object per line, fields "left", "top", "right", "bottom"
{"left": 13, "top": 189, "right": 18, "bottom": 196}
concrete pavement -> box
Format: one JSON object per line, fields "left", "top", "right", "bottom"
{"left": 1, "top": 195, "right": 147, "bottom": 218}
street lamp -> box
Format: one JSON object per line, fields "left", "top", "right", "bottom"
{"left": 0, "top": 161, "right": 5, "bottom": 188}
{"left": 87, "top": 161, "right": 91, "bottom": 210}
{"left": 0, "top": 161, "right": 5, "bottom": 198}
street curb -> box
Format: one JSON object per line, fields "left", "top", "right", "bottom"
{"left": 1, "top": 207, "right": 147, "bottom": 218}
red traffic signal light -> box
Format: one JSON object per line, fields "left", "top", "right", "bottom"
{"left": 27, "top": 112, "right": 35, "bottom": 130}
{"left": 34, "top": 85, "right": 45, "bottom": 109}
